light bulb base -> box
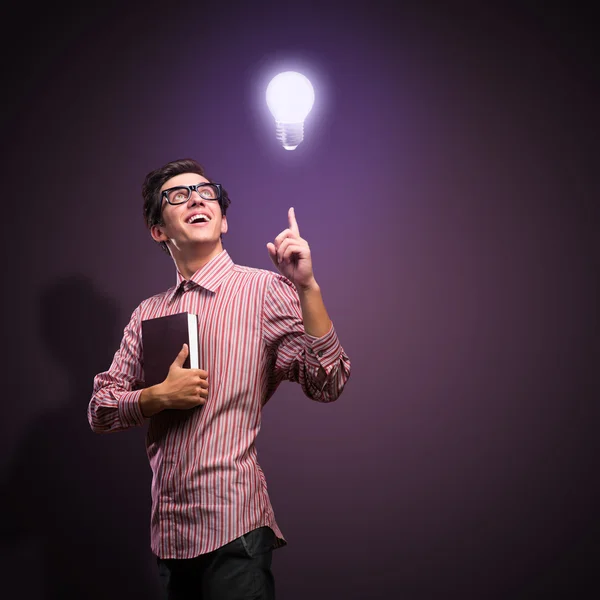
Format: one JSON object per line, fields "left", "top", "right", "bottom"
{"left": 275, "top": 121, "right": 304, "bottom": 150}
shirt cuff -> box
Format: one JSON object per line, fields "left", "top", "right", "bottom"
{"left": 118, "top": 389, "right": 145, "bottom": 427}
{"left": 304, "top": 322, "right": 343, "bottom": 374}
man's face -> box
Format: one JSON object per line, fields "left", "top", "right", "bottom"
{"left": 151, "top": 172, "right": 228, "bottom": 252}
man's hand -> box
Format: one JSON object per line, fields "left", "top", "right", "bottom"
{"left": 267, "top": 206, "right": 332, "bottom": 337}
{"left": 139, "top": 344, "right": 209, "bottom": 417}
{"left": 267, "top": 207, "right": 316, "bottom": 291}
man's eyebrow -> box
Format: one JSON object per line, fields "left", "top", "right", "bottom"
{"left": 164, "top": 183, "right": 196, "bottom": 190}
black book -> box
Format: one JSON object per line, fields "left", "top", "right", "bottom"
{"left": 141, "top": 312, "right": 199, "bottom": 387}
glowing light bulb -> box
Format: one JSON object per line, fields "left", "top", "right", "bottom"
{"left": 266, "top": 71, "right": 315, "bottom": 150}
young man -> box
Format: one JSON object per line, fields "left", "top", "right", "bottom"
{"left": 88, "top": 158, "right": 351, "bottom": 599}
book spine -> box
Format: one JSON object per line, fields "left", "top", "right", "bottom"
{"left": 188, "top": 313, "right": 199, "bottom": 369}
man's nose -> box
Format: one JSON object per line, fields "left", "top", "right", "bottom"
{"left": 188, "top": 190, "right": 205, "bottom": 204}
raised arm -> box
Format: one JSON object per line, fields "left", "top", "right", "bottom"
{"left": 265, "top": 208, "right": 351, "bottom": 402}
{"left": 266, "top": 207, "right": 331, "bottom": 338}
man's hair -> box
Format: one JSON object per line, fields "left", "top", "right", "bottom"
{"left": 142, "top": 158, "right": 231, "bottom": 254}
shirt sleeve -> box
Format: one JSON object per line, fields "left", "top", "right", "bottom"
{"left": 87, "top": 305, "right": 146, "bottom": 433}
{"left": 262, "top": 274, "right": 351, "bottom": 403}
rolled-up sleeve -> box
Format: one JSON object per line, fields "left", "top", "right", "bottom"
{"left": 263, "top": 275, "right": 351, "bottom": 402}
{"left": 87, "top": 305, "right": 146, "bottom": 433}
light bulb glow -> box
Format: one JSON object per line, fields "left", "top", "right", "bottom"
{"left": 266, "top": 71, "right": 315, "bottom": 149}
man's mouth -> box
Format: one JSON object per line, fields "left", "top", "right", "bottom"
{"left": 186, "top": 213, "right": 211, "bottom": 224}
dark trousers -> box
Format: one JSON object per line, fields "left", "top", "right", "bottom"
{"left": 157, "top": 526, "right": 276, "bottom": 600}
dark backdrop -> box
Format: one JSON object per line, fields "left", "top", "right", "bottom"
{"left": 1, "top": 1, "right": 598, "bottom": 598}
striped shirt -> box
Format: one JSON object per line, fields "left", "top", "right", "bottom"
{"left": 88, "top": 250, "right": 351, "bottom": 559}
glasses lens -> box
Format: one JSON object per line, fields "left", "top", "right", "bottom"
{"left": 167, "top": 187, "right": 190, "bottom": 204}
{"left": 197, "top": 184, "right": 219, "bottom": 200}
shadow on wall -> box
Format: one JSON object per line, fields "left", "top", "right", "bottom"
{"left": 0, "top": 274, "right": 159, "bottom": 599}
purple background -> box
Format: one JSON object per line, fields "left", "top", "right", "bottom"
{"left": 1, "top": 1, "right": 598, "bottom": 598}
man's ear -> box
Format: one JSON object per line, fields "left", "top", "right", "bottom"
{"left": 221, "top": 215, "right": 228, "bottom": 236}
{"left": 151, "top": 224, "right": 168, "bottom": 243}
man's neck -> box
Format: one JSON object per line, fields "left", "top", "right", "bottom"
{"left": 171, "top": 243, "right": 224, "bottom": 280}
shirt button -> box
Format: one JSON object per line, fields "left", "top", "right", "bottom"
{"left": 308, "top": 348, "right": 313, "bottom": 354}
{"left": 317, "top": 351, "right": 324, "bottom": 358}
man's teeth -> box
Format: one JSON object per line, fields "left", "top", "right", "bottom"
{"left": 188, "top": 214, "right": 210, "bottom": 223}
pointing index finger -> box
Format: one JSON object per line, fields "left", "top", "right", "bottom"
{"left": 288, "top": 206, "right": 300, "bottom": 235}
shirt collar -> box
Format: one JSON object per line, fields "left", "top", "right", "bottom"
{"left": 167, "top": 250, "right": 234, "bottom": 303}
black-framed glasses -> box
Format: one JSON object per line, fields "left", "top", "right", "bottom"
{"left": 161, "top": 182, "right": 222, "bottom": 206}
